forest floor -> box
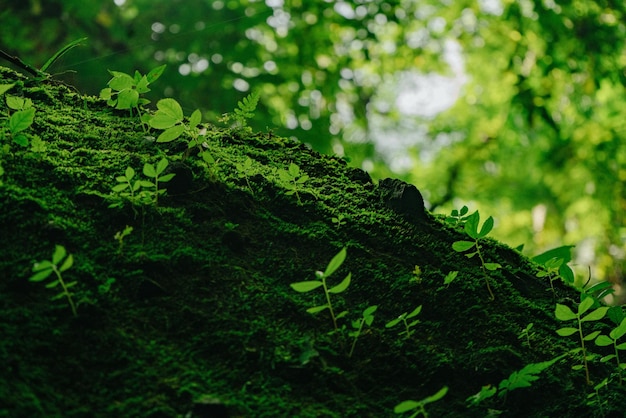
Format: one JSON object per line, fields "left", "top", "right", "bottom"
{"left": 1, "top": 66, "right": 624, "bottom": 417}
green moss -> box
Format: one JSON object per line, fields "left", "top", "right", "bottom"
{"left": 0, "top": 66, "right": 619, "bottom": 417}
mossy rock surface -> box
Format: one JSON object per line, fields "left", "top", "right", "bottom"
{"left": 0, "top": 66, "right": 622, "bottom": 417}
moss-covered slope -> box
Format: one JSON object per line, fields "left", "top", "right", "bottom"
{"left": 0, "top": 66, "right": 622, "bottom": 417}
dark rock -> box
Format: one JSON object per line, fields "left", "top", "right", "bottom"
{"left": 378, "top": 178, "right": 425, "bottom": 222}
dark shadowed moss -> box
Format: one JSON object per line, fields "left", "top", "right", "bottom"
{"left": 0, "top": 66, "right": 623, "bottom": 417}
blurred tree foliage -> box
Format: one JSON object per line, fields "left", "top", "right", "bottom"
{"left": 2, "top": 0, "right": 626, "bottom": 280}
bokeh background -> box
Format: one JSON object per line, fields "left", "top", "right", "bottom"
{"left": 2, "top": 0, "right": 626, "bottom": 282}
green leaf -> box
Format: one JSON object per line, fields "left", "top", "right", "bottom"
{"left": 393, "top": 400, "right": 420, "bottom": 413}
{"left": 464, "top": 210, "right": 480, "bottom": 239}
{"left": 581, "top": 306, "right": 609, "bottom": 322}
{"left": 406, "top": 305, "right": 422, "bottom": 319}
{"left": 555, "top": 304, "right": 576, "bottom": 321}
{"left": 595, "top": 335, "right": 613, "bottom": 346}
{"left": 9, "top": 107, "right": 35, "bottom": 133}
{"left": 156, "top": 158, "right": 169, "bottom": 175}
{"left": 29, "top": 268, "right": 53, "bottom": 282}
{"left": 609, "top": 317, "right": 626, "bottom": 340}
{"left": 323, "top": 247, "right": 347, "bottom": 278}
{"left": 13, "top": 133, "right": 29, "bottom": 147}
{"left": 157, "top": 125, "right": 185, "bottom": 142}
{"left": 578, "top": 296, "right": 595, "bottom": 315}
{"left": 556, "top": 327, "right": 578, "bottom": 336}
{"left": 306, "top": 305, "right": 328, "bottom": 314}
{"left": 0, "top": 83, "right": 15, "bottom": 95}
{"left": 156, "top": 98, "right": 184, "bottom": 121}
{"left": 584, "top": 330, "right": 601, "bottom": 341}
{"left": 146, "top": 64, "right": 166, "bottom": 83}
{"left": 116, "top": 89, "right": 139, "bottom": 109}
{"left": 99, "top": 87, "right": 112, "bottom": 100}
{"left": 149, "top": 113, "right": 179, "bottom": 129}
{"left": 477, "top": 215, "right": 494, "bottom": 239}
{"left": 108, "top": 73, "right": 134, "bottom": 91}
{"left": 143, "top": 163, "right": 156, "bottom": 178}
{"left": 484, "top": 262, "right": 501, "bottom": 271}
{"left": 386, "top": 318, "right": 402, "bottom": 328}
{"left": 159, "top": 173, "right": 176, "bottom": 183}
{"left": 443, "top": 270, "right": 458, "bottom": 285}
{"left": 52, "top": 245, "right": 67, "bottom": 265}
{"left": 328, "top": 272, "right": 351, "bottom": 294}
{"left": 189, "top": 109, "right": 202, "bottom": 128}
{"left": 290, "top": 281, "right": 323, "bottom": 292}
{"left": 422, "top": 386, "right": 448, "bottom": 405}
{"left": 363, "top": 305, "right": 378, "bottom": 317}
{"left": 288, "top": 162, "right": 300, "bottom": 177}
{"left": 135, "top": 75, "right": 150, "bottom": 94}
{"left": 6, "top": 95, "right": 26, "bottom": 110}
{"left": 452, "top": 240, "right": 475, "bottom": 252}
{"left": 59, "top": 253, "right": 73, "bottom": 272}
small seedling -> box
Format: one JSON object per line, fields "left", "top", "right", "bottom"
{"left": 445, "top": 205, "right": 469, "bottom": 226}
{"left": 235, "top": 157, "right": 256, "bottom": 193}
{"left": 2, "top": 92, "right": 35, "bottom": 146}
{"left": 29, "top": 245, "right": 78, "bottom": 316}
{"left": 536, "top": 257, "right": 565, "bottom": 296}
{"left": 290, "top": 247, "right": 351, "bottom": 332}
{"left": 394, "top": 386, "right": 448, "bottom": 418}
{"left": 533, "top": 245, "right": 575, "bottom": 284}
{"left": 147, "top": 98, "right": 207, "bottom": 150}
{"left": 555, "top": 297, "right": 609, "bottom": 385}
{"left": 348, "top": 305, "right": 377, "bottom": 357}
{"left": 518, "top": 322, "right": 535, "bottom": 348}
{"left": 142, "top": 157, "right": 176, "bottom": 206}
{"left": 331, "top": 213, "right": 347, "bottom": 228}
{"left": 277, "top": 162, "right": 310, "bottom": 205}
{"left": 411, "top": 265, "right": 422, "bottom": 284}
{"left": 110, "top": 158, "right": 175, "bottom": 209}
{"left": 100, "top": 64, "right": 166, "bottom": 132}
{"left": 594, "top": 316, "right": 626, "bottom": 385}
{"left": 452, "top": 210, "right": 501, "bottom": 300}
{"left": 586, "top": 377, "right": 608, "bottom": 415}
{"left": 114, "top": 225, "right": 133, "bottom": 255}
{"left": 386, "top": 305, "right": 422, "bottom": 338}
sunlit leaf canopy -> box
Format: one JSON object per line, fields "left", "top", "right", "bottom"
{"left": 2, "top": 0, "right": 626, "bottom": 279}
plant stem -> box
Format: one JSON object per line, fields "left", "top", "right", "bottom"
{"left": 578, "top": 319, "right": 591, "bottom": 385}
{"left": 53, "top": 266, "right": 77, "bottom": 317}
{"left": 321, "top": 277, "right": 337, "bottom": 331}
{"left": 475, "top": 243, "right": 495, "bottom": 300}
{"left": 348, "top": 319, "right": 364, "bottom": 358}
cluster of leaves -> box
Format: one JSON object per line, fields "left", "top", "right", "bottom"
{"left": 594, "top": 317, "right": 626, "bottom": 384}
{"left": 276, "top": 162, "right": 310, "bottom": 205}
{"left": 533, "top": 245, "right": 576, "bottom": 292}
{"left": 451, "top": 210, "right": 501, "bottom": 300}
{"left": 290, "top": 247, "right": 351, "bottom": 332}
{"left": 348, "top": 305, "right": 377, "bottom": 358}
{"left": 109, "top": 157, "right": 175, "bottom": 209}
{"left": 29, "top": 245, "right": 78, "bottom": 317}
{"left": 385, "top": 305, "right": 422, "bottom": 339}
{"left": 1, "top": 84, "right": 35, "bottom": 147}
{"left": 445, "top": 205, "right": 470, "bottom": 227}
{"left": 555, "top": 297, "right": 609, "bottom": 385}
{"left": 100, "top": 65, "right": 166, "bottom": 132}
